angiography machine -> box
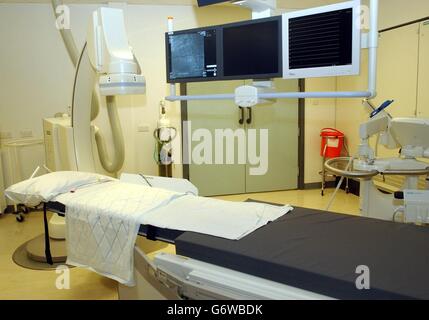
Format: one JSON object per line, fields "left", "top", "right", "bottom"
{"left": 7, "top": 0, "right": 429, "bottom": 300}
{"left": 25, "top": 2, "right": 146, "bottom": 264}
{"left": 49, "top": 0, "right": 146, "bottom": 175}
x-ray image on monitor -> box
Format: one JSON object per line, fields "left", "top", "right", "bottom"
{"left": 166, "top": 17, "right": 281, "bottom": 83}
{"left": 167, "top": 29, "right": 217, "bottom": 81}
{"left": 170, "top": 33, "right": 205, "bottom": 79}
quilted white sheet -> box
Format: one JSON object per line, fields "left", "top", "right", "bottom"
{"left": 54, "top": 181, "right": 292, "bottom": 285}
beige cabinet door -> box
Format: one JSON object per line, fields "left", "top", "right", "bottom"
{"left": 371, "top": 23, "right": 424, "bottom": 190}
{"left": 186, "top": 79, "right": 299, "bottom": 196}
{"left": 417, "top": 21, "right": 429, "bottom": 117}
{"left": 374, "top": 23, "right": 420, "bottom": 118}
{"left": 372, "top": 23, "right": 420, "bottom": 160}
{"left": 186, "top": 80, "right": 247, "bottom": 196}
{"left": 245, "top": 79, "right": 299, "bottom": 193}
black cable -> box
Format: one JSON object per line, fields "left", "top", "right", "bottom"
{"left": 139, "top": 174, "right": 153, "bottom": 187}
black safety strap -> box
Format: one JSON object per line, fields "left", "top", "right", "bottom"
{"left": 146, "top": 225, "right": 158, "bottom": 241}
{"left": 43, "top": 203, "right": 54, "bottom": 265}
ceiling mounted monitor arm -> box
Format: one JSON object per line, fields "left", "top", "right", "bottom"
{"left": 166, "top": 0, "right": 379, "bottom": 105}
{"left": 232, "top": 0, "right": 278, "bottom": 103}
{"left": 72, "top": 7, "right": 145, "bottom": 174}
{"left": 232, "top": 0, "right": 276, "bottom": 19}
{"left": 367, "top": 0, "right": 379, "bottom": 99}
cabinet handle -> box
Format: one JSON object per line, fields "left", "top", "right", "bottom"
{"left": 239, "top": 107, "right": 244, "bottom": 125}
{"left": 246, "top": 107, "right": 252, "bottom": 125}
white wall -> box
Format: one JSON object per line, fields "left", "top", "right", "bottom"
{"left": 0, "top": 4, "right": 76, "bottom": 139}
{"left": 372, "top": 0, "right": 429, "bottom": 30}
{"left": 0, "top": 4, "right": 77, "bottom": 188}
{"left": 0, "top": 3, "right": 249, "bottom": 188}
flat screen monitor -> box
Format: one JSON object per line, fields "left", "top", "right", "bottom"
{"left": 282, "top": 0, "right": 361, "bottom": 79}
{"left": 166, "top": 16, "right": 282, "bottom": 83}
{"left": 223, "top": 19, "right": 281, "bottom": 78}
{"left": 167, "top": 29, "right": 218, "bottom": 81}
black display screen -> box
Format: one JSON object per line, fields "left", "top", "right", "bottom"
{"left": 197, "top": 0, "right": 229, "bottom": 7}
{"left": 289, "top": 8, "right": 353, "bottom": 69}
{"left": 223, "top": 20, "right": 280, "bottom": 77}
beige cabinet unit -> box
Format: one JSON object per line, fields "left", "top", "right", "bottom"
{"left": 185, "top": 79, "right": 299, "bottom": 196}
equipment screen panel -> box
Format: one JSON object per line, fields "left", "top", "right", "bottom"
{"left": 166, "top": 16, "right": 282, "bottom": 83}
{"left": 288, "top": 8, "right": 353, "bottom": 69}
{"left": 223, "top": 19, "right": 281, "bottom": 77}
{"left": 167, "top": 29, "right": 217, "bottom": 81}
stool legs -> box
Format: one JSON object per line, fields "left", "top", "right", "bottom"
{"left": 321, "top": 144, "right": 328, "bottom": 196}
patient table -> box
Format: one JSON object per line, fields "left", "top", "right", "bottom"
{"left": 45, "top": 201, "right": 429, "bottom": 300}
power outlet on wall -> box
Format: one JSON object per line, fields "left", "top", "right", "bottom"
{"left": 137, "top": 125, "right": 150, "bottom": 133}
{"left": 20, "top": 130, "right": 33, "bottom": 138}
{"left": 0, "top": 131, "right": 12, "bottom": 139}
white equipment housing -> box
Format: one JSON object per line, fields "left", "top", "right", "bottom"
{"left": 357, "top": 117, "right": 429, "bottom": 223}
{"left": 326, "top": 112, "right": 429, "bottom": 224}
{"left": 47, "top": 7, "right": 146, "bottom": 175}
{"left": 118, "top": 248, "right": 332, "bottom": 300}
{"left": 87, "top": 8, "right": 145, "bottom": 96}
{"left": 69, "top": 7, "right": 146, "bottom": 174}
{"left": 43, "top": 117, "right": 76, "bottom": 172}
{"left": 403, "top": 190, "right": 429, "bottom": 224}
{"left": 40, "top": 7, "right": 146, "bottom": 243}
{"left": 356, "top": 117, "right": 429, "bottom": 166}
{"left": 43, "top": 117, "right": 74, "bottom": 240}
{"left": 232, "top": 0, "right": 276, "bottom": 19}
{"left": 391, "top": 118, "right": 429, "bottom": 157}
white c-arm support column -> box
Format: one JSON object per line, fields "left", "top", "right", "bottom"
{"left": 43, "top": 6, "right": 145, "bottom": 243}
{"left": 72, "top": 7, "right": 145, "bottom": 173}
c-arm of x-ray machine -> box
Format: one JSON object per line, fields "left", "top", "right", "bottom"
{"left": 51, "top": 1, "right": 145, "bottom": 176}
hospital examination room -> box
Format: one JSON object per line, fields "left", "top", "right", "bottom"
{"left": 1, "top": 0, "right": 429, "bottom": 303}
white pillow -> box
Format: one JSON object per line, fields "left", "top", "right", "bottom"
{"left": 5, "top": 171, "right": 116, "bottom": 207}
